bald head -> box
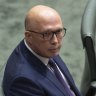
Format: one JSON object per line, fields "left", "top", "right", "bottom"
{"left": 25, "top": 5, "right": 63, "bottom": 31}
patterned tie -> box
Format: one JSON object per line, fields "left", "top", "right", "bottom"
{"left": 48, "top": 59, "right": 74, "bottom": 96}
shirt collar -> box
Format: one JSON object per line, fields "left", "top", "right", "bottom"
{"left": 24, "top": 39, "right": 49, "bottom": 66}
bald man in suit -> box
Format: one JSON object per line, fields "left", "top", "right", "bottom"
{"left": 3, "top": 5, "right": 81, "bottom": 96}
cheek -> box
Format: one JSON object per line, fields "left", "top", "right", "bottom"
{"left": 35, "top": 43, "right": 50, "bottom": 57}
{"left": 39, "top": 43, "right": 49, "bottom": 51}
{"left": 34, "top": 41, "right": 49, "bottom": 52}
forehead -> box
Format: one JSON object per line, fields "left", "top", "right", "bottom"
{"left": 26, "top": 6, "right": 63, "bottom": 32}
{"left": 37, "top": 12, "right": 63, "bottom": 31}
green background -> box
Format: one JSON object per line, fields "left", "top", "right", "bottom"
{"left": 0, "top": 0, "right": 88, "bottom": 95}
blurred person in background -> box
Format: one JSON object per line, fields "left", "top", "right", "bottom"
{"left": 2, "top": 5, "right": 81, "bottom": 96}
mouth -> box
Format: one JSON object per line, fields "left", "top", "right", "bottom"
{"left": 48, "top": 47, "right": 60, "bottom": 53}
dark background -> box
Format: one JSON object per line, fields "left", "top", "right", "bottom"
{"left": 0, "top": 0, "right": 88, "bottom": 94}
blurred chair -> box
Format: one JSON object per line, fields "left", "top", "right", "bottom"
{"left": 80, "top": 0, "right": 96, "bottom": 95}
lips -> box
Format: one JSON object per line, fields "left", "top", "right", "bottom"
{"left": 48, "top": 47, "right": 60, "bottom": 52}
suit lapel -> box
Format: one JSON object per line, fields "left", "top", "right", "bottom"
{"left": 53, "top": 55, "right": 81, "bottom": 96}
{"left": 45, "top": 67, "right": 69, "bottom": 95}
{"left": 53, "top": 55, "right": 75, "bottom": 84}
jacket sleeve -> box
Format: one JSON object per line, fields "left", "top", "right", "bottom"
{"left": 7, "top": 77, "right": 45, "bottom": 96}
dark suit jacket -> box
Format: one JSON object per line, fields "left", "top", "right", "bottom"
{"left": 3, "top": 40, "right": 81, "bottom": 96}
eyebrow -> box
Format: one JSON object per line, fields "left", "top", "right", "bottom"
{"left": 43, "top": 27, "right": 63, "bottom": 33}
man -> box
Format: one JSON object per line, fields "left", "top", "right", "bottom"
{"left": 3, "top": 5, "right": 81, "bottom": 96}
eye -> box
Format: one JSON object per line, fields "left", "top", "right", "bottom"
{"left": 58, "top": 29, "right": 63, "bottom": 32}
{"left": 43, "top": 32, "right": 51, "bottom": 37}
{"left": 55, "top": 29, "right": 62, "bottom": 34}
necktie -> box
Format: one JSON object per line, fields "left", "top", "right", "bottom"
{"left": 48, "top": 59, "right": 74, "bottom": 96}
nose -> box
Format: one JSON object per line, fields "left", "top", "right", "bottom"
{"left": 50, "top": 34, "right": 58, "bottom": 44}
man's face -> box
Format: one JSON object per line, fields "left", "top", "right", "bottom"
{"left": 25, "top": 10, "right": 64, "bottom": 58}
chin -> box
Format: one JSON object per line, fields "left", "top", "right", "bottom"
{"left": 50, "top": 52, "right": 59, "bottom": 58}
